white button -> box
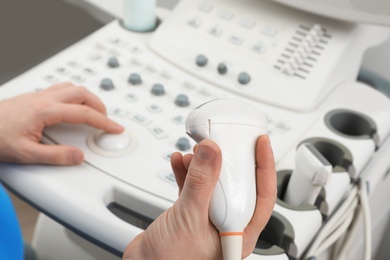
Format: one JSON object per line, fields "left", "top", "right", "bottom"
{"left": 71, "top": 74, "right": 86, "bottom": 83}
{"left": 160, "top": 71, "right": 172, "bottom": 80}
{"left": 159, "top": 172, "right": 178, "bottom": 187}
{"left": 130, "top": 58, "right": 143, "bottom": 66}
{"left": 229, "top": 35, "right": 244, "bottom": 45}
{"left": 124, "top": 93, "right": 139, "bottom": 103}
{"left": 149, "top": 125, "right": 169, "bottom": 139}
{"left": 56, "top": 67, "right": 70, "bottom": 76}
{"left": 198, "top": 88, "right": 211, "bottom": 97}
{"left": 209, "top": 25, "right": 223, "bottom": 37}
{"left": 148, "top": 104, "right": 162, "bottom": 113}
{"left": 130, "top": 46, "right": 142, "bottom": 54}
{"left": 68, "top": 61, "right": 82, "bottom": 68}
{"left": 88, "top": 52, "right": 102, "bottom": 61}
{"left": 83, "top": 67, "right": 97, "bottom": 76}
{"left": 108, "top": 37, "right": 128, "bottom": 47}
{"left": 44, "top": 75, "right": 59, "bottom": 83}
{"left": 183, "top": 81, "right": 196, "bottom": 89}
{"left": 188, "top": 17, "right": 202, "bottom": 28}
{"left": 95, "top": 42, "right": 107, "bottom": 50}
{"left": 145, "top": 64, "right": 157, "bottom": 73}
{"left": 131, "top": 114, "right": 150, "bottom": 125}
{"left": 162, "top": 152, "right": 173, "bottom": 161}
{"left": 172, "top": 115, "right": 186, "bottom": 124}
{"left": 262, "top": 27, "right": 278, "bottom": 37}
{"left": 107, "top": 107, "right": 128, "bottom": 117}
{"left": 219, "top": 10, "right": 234, "bottom": 20}
{"left": 253, "top": 42, "right": 266, "bottom": 54}
{"left": 240, "top": 18, "right": 256, "bottom": 28}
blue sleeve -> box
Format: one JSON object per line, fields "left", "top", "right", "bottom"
{"left": 0, "top": 183, "right": 24, "bottom": 260}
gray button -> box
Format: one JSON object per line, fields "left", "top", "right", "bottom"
{"left": 128, "top": 73, "right": 142, "bottom": 85}
{"left": 176, "top": 137, "right": 191, "bottom": 151}
{"left": 196, "top": 54, "right": 208, "bottom": 67}
{"left": 175, "top": 94, "right": 190, "bottom": 107}
{"left": 151, "top": 84, "right": 165, "bottom": 96}
{"left": 100, "top": 78, "right": 115, "bottom": 91}
{"left": 107, "top": 57, "right": 120, "bottom": 68}
{"left": 238, "top": 72, "right": 251, "bottom": 85}
{"left": 218, "top": 63, "right": 228, "bottom": 75}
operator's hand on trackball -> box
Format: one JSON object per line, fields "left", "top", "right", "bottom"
{"left": 0, "top": 82, "right": 124, "bottom": 165}
{"left": 122, "top": 135, "right": 277, "bottom": 260}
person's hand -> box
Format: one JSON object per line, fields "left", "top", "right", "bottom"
{"left": 123, "top": 135, "right": 277, "bottom": 259}
{"left": 0, "top": 82, "right": 124, "bottom": 165}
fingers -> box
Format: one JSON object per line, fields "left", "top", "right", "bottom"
{"left": 171, "top": 152, "right": 187, "bottom": 194}
{"left": 179, "top": 140, "right": 222, "bottom": 213}
{"left": 255, "top": 135, "right": 277, "bottom": 209}
{"left": 44, "top": 103, "right": 124, "bottom": 133}
{"left": 21, "top": 142, "right": 84, "bottom": 165}
{"left": 43, "top": 83, "right": 124, "bottom": 133}
{"left": 244, "top": 135, "right": 277, "bottom": 252}
{"left": 47, "top": 84, "right": 107, "bottom": 115}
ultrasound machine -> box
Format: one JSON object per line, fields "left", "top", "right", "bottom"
{"left": 1, "top": 0, "right": 390, "bottom": 259}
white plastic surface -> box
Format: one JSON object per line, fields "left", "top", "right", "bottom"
{"left": 221, "top": 235, "right": 243, "bottom": 260}
{"left": 273, "top": 0, "right": 390, "bottom": 26}
{"left": 150, "top": 0, "right": 390, "bottom": 112}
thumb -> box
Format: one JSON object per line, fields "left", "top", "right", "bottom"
{"left": 179, "top": 140, "right": 222, "bottom": 212}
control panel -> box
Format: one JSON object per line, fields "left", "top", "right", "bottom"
{"left": 0, "top": 20, "right": 317, "bottom": 203}
{"left": 150, "top": 0, "right": 387, "bottom": 111}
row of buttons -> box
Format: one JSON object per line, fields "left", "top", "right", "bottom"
{"left": 44, "top": 61, "right": 97, "bottom": 84}
{"left": 194, "top": 2, "right": 279, "bottom": 36}
{"left": 188, "top": 16, "right": 278, "bottom": 38}
{"left": 107, "top": 107, "right": 192, "bottom": 153}
{"left": 195, "top": 55, "right": 251, "bottom": 85}
{"left": 187, "top": 17, "right": 271, "bottom": 55}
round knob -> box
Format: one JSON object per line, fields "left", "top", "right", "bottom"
{"left": 128, "top": 73, "right": 142, "bottom": 85}
{"left": 87, "top": 130, "right": 136, "bottom": 157}
{"left": 176, "top": 137, "right": 191, "bottom": 151}
{"left": 196, "top": 54, "right": 208, "bottom": 67}
{"left": 107, "top": 57, "right": 120, "bottom": 68}
{"left": 151, "top": 83, "right": 166, "bottom": 96}
{"left": 218, "top": 63, "right": 228, "bottom": 75}
{"left": 94, "top": 132, "right": 130, "bottom": 151}
{"left": 238, "top": 72, "right": 251, "bottom": 85}
{"left": 100, "top": 78, "right": 115, "bottom": 91}
{"left": 175, "top": 94, "right": 190, "bottom": 107}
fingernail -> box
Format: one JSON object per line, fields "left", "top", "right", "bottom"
{"left": 196, "top": 143, "right": 216, "bottom": 161}
{"left": 112, "top": 122, "right": 125, "bottom": 132}
{"left": 72, "top": 151, "right": 84, "bottom": 164}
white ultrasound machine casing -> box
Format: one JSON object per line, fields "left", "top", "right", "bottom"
{"left": 1, "top": 0, "right": 390, "bottom": 259}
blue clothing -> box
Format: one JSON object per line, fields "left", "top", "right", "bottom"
{"left": 0, "top": 183, "right": 23, "bottom": 260}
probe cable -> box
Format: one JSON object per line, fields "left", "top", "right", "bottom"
{"left": 305, "top": 179, "right": 371, "bottom": 260}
